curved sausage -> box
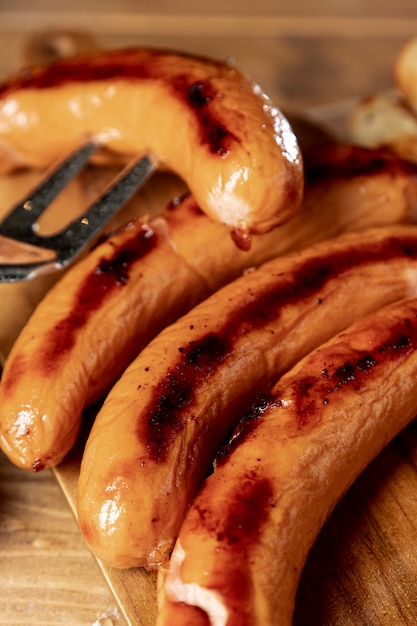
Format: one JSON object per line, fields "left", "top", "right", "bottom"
{"left": 158, "top": 296, "right": 417, "bottom": 626}
{"left": 77, "top": 225, "right": 417, "bottom": 569}
{"left": 0, "top": 47, "right": 303, "bottom": 244}
{"left": 0, "top": 165, "right": 186, "bottom": 364}
{"left": 2, "top": 145, "right": 415, "bottom": 472}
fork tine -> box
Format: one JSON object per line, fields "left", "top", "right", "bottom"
{"left": 43, "top": 154, "right": 156, "bottom": 261}
{"left": 0, "top": 140, "right": 98, "bottom": 241}
{"left": 0, "top": 153, "right": 157, "bottom": 283}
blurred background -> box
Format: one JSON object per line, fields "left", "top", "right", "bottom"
{"left": 1, "top": 0, "right": 417, "bottom": 112}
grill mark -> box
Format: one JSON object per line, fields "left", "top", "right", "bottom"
{"left": 0, "top": 49, "right": 239, "bottom": 156}
{"left": 216, "top": 391, "right": 273, "bottom": 465}
{"left": 145, "top": 334, "right": 229, "bottom": 458}
{"left": 189, "top": 476, "right": 273, "bottom": 620}
{"left": 36, "top": 223, "right": 157, "bottom": 375}
{"left": 215, "top": 474, "right": 273, "bottom": 547}
{"left": 290, "top": 317, "right": 417, "bottom": 429}
{"left": 142, "top": 233, "right": 417, "bottom": 462}
{"left": 185, "top": 80, "right": 235, "bottom": 155}
{"left": 304, "top": 143, "right": 417, "bottom": 186}
{"left": 218, "top": 312, "right": 417, "bottom": 462}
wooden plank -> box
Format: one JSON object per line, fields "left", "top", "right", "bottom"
{"left": 0, "top": 450, "right": 122, "bottom": 626}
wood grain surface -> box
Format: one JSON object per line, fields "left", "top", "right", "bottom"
{"left": 2, "top": 2, "right": 417, "bottom": 625}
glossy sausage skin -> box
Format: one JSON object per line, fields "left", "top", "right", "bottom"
{"left": 0, "top": 47, "right": 303, "bottom": 243}
{"left": 3, "top": 145, "right": 416, "bottom": 472}
{"left": 77, "top": 225, "right": 417, "bottom": 569}
{"left": 158, "top": 296, "right": 417, "bottom": 626}
{"left": 0, "top": 213, "right": 208, "bottom": 471}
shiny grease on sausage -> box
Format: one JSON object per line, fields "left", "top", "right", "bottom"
{"left": 3, "top": 144, "right": 416, "bottom": 472}
{"left": 158, "top": 296, "right": 417, "bottom": 626}
{"left": 77, "top": 225, "right": 417, "bottom": 569}
{"left": 0, "top": 47, "right": 303, "bottom": 244}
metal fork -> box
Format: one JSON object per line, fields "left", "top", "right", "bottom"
{"left": 0, "top": 142, "right": 156, "bottom": 282}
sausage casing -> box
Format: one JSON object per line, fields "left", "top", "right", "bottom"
{"left": 0, "top": 47, "right": 303, "bottom": 241}
{"left": 3, "top": 145, "right": 415, "bottom": 471}
{"left": 78, "top": 225, "right": 417, "bottom": 569}
{"left": 158, "top": 296, "right": 417, "bottom": 626}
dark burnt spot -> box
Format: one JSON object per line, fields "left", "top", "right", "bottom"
{"left": 94, "top": 242, "right": 137, "bottom": 285}
{"left": 145, "top": 333, "right": 229, "bottom": 460}
{"left": 37, "top": 223, "right": 157, "bottom": 373}
{"left": 181, "top": 498, "right": 256, "bottom": 621}
{"left": 183, "top": 80, "right": 235, "bottom": 155}
{"left": 282, "top": 314, "right": 417, "bottom": 430}
{"left": 357, "top": 354, "right": 377, "bottom": 371}
{"left": 291, "top": 375, "right": 318, "bottom": 428}
{"left": 391, "top": 333, "right": 412, "bottom": 351}
{"left": 0, "top": 49, "right": 156, "bottom": 94}
{"left": 188, "top": 82, "right": 212, "bottom": 107}
{"left": 142, "top": 233, "right": 417, "bottom": 461}
{"left": 216, "top": 391, "right": 273, "bottom": 464}
{"left": 194, "top": 476, "right": 272, "bottom": 557}
{"left": 0, "top": 48, "right": 238, "bottom": 157}
{"left": 0, "top": 48, "right": 230, "bottom": 94}
{"left": 334, "top": 362, "right": 356, "bottom": 385}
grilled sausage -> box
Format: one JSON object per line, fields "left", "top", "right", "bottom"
{"left": 0, "top": 47, "right": 303, "bottom": 244}
{"left": 1, "top": 144, "right": 417, "bottom": 472}
{"left": 0, "top": 163, "right": 186, "bottom": 364}
{"left": 77, "top": 225, "right": 417, "bottom": 569}
{"left": 157, "top": 296, "right": 417, "bottom": 626}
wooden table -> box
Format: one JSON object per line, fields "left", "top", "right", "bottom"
{"left": 2, "top": 2, "right": 417, "bottom": 625}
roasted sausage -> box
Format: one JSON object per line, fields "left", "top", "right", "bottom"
{"left": 0, "top": 47, "right": 303, "bottom": 244}
{"left": 2, "top": 145, "right": 415, "bottom": 472}
{"left": 0, "top": 164, "right": 186, "bottom": 364}
{"left": 0, "top": 146, "right": 417, "bottom": 470}
{"left": 0, "top": 205, "right": 210, "bottom": 471}
{"left": 157, "top": 296, "right": 417, "bottom": 626}
{"left": 77, "top": 225, "right": 417, "bottom": 569}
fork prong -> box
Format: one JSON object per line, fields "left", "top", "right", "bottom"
{"left": 0, "top": 151, "right": 157, "bottom": 283}
{"left": 49, "top": 154, "right": 157, "bottom": 263}
{"left": 0, "top": 140, "right": 99, "bottom": 242}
